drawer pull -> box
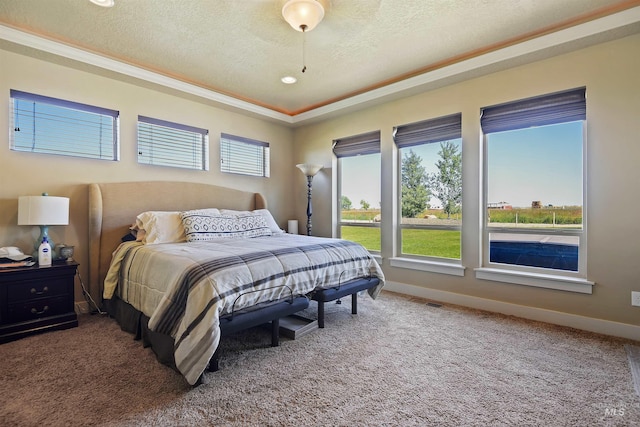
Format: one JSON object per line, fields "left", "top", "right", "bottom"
{"left": 30, "top": 286, "right": 49, "bottom": 295}
{"left": 30, "top": 306, "right": 49, "bottom": 315}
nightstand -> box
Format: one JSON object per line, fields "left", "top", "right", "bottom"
{"left": 0, "top": 261, "right": 79, "bottom": 343}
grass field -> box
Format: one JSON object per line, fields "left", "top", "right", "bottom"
{"left": 488, "top": 207, "right": 582, "bottom": 224}
{"left": 340, "top": 206, "right": 580, "bottom": 258}
{"left": 341, "top": 226, "right": 461, "bottom": 259}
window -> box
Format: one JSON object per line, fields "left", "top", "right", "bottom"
{"left": 138, "top": 116, "right": 208, "bottom": 170}
{"left": 220, "top": 133, "right": 270, "bottom": 177}
{"left": 333, "top": 130, "right": 381, "bottom": 252}
{"left": 481, "top": 87, "right": 586, "bottom": 277}
{"left": 10, "top": 89, "right": 119, "bottom": 161}
{"left": 394, "top": 113, "right": 462, "bottom": 260}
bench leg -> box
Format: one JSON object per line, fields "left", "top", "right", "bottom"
{"left": 352, "top": 292, "right": 358, "bottom": 315}
{"left": 208, "top": 348, "right": 220, "bottom": 372}
{"left": 317, "top": 300, "right": 325, "bottom": 328}
{"left": 271, "top": 318, "right": 280, "bottom": 347}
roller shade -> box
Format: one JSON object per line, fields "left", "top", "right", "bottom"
{"left": 394, "top": 113, "right": 461, "bottom": 148}
{"left": 332, "top": 130, "right": 380, "bottom": 158}
{"left": 481, "top": 87, "right": 586, "bottom": 134}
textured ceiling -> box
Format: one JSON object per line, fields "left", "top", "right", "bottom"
{"left": 1, "top": 0, "right": 639, "bottom": 117}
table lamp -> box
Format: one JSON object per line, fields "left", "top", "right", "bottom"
{"left": 18, "top": 193, "right": 69, "bottom": 259}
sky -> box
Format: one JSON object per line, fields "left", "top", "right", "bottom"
{"left": 487, "top": 121, "right": 583, "bottom": 208}
{"left": 341, "top": 142, "right": 453, "bottom": 210}
{"left": 340, "top": 120, "right": 583, "bottom": 210}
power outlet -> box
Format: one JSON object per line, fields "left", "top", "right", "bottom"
{"left": 632, "top": 291, "right": 640, "bottom": 307}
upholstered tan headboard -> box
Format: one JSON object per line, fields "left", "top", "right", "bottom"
{"left": 88, "top": 181, "right": 267, "bottom": 300}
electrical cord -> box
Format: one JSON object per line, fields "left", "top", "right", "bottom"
{"left": 76, "top": 268, "right": 106, "bottom": 315}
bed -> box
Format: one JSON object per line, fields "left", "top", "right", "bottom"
{"left": 88, "top": 181, "right": 384, "bottom": 385}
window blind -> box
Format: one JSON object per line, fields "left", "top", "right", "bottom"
{"left": 10, "top": 89, "right": 119, "bottom": 161}
{"left": 332, "top": 130, "right": 381, "bottom": 158}
{"left": 481, "top": 87, "right": 586, "bottom": 134}
{"left": 220, "top": 133, "right": 270, "bottom": 177}
{"left": 393, "top": 113, "right": 462, "bottom": 148}
{"left": 137, "top": 116, "right": 209, "bottom": 170}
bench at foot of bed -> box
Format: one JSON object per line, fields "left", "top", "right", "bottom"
{"left": 207, "top": 295, "right": 310, "bottom": 372}
{"left": 311, "top": 278, "right": 380, "bottom": 328}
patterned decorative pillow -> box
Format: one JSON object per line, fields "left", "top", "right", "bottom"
{"left": 220, "top": 208, "right": 285, "bottom": 234}
{"left": 180, "top": 210, "right": 272, "bottom": 242}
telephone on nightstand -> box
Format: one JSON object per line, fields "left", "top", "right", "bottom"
{"left": 0, "top": 246, "right": 35, "bottom": 267}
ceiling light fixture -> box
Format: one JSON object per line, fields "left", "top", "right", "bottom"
{"left": 282, "top": 0, "right": 325, "bottom": 73}
{"left": 281, "top": 76, "right": 297, "bottom": 84}
{"left": 90, "top": 0, "right": 115, "bottom": 7}
{"left": 282, "top": 0, "right": 325, "bottom": 32}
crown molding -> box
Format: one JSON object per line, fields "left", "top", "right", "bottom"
{"left": 2, "top": 5, "right": 639, "bottom": 127}
{"left": 291, "top": 6, "right": 640, "bottom": 125}
{"left": 0, "top": 24, "right": 294, "bottom": 125}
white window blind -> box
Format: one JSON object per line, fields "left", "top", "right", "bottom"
{"left": 10, "top": 89, "right": 119, "bottom": 161}
{"left": 137, "top": 116, "right": 209, "bottom": 170}
{"left": 220, "top": 133, "right": 270, "bottom": 177}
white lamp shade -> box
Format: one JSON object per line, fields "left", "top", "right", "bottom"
{"left": 90, "top": 0, "right": 115, "bottom": 7}
{"left": 296, "top": 163, "right": 323, "bottom": 176}
{"left": 282, "top": 0, "right": 325, "bottom": 32}
{"left": 18, "top": 196, "right": 69, "bottom": 225}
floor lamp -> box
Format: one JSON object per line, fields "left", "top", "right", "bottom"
{"left": 296, "top": 163, "right": 323, "bottom": 236}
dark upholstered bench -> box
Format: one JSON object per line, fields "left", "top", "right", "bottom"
{"left": 207, "top": 295, "right": 309, "bottom": 372}
{"left": 311, "top": 277, "right": 380, "bottom": 328}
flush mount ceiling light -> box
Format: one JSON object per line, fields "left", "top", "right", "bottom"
{"left": 282, "top": 0, "right": 325, "bottom": 32}
{"left": 90, "top": 0, "right": 115, "bottom": 7}
{"left": 281, "top": 76, "right": 297, "bottom": 84}
{"left": 282, "top": 0, "right": 325, "bottom": 74}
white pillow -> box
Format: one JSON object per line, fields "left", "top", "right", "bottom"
{"left": 220, "top": 209, "right": 284, "bottom": 234}
{"left": 134, "top": 209, "right": 218, "bottom": 244}
{"left": 180, "top": 210, "right": 272, "bottom": 242}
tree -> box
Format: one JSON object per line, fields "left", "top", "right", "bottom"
{"left": 341, "top": 195, "right": 352, "bottom": 210}
{"left": 360, "top": 199, "right": 370, "bottom": 210}
{"left": 428, "top": 141, "right": 462, "bottom": 218}
{"left": 401, "top": 149, "right": 429, "bottom": 218}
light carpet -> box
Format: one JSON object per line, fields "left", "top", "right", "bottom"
{"left": 626, "top": 345, "right": 640, "bottom": 398}
{"left": 0, "top": 291, "right": 638, "bottom": 426}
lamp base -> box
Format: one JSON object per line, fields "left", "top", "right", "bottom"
{"left": 31, "top": 225, "right": 58, "bottom": 260}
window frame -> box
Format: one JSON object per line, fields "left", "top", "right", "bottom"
{"left": 393, "top": 113, "right": 463, "bottom": 265}
{"left": 10, "top": 89, "right": 119, "bottom": 161}
{"left": 333, "top": 130, "right": 381, "bottom": 254}
{"left": 137, "top": 115, "right": 209, "bottom": 171}
{"left": 220, "top": 133, "right": 270, "bottom": 178}
{"left": 477, "top": 88, "right": 592, "bottom": 293}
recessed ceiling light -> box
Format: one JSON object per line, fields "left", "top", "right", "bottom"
{"left": 90, "top": 0, "right": 115, "bottom": 7}
{"left": 281, "top": 76, "right": 297, "bottom": 84}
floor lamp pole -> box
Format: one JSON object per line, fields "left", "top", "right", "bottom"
{"left": 305, "top": 175, "right": 313, "bottom": 236}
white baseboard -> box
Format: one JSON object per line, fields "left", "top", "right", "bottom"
{"left": 385, "top": 281, "right": 640, "bottom": 342}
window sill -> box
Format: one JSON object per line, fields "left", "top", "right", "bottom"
{"left": 389, "top": 257, "right": 465, "bottom": 276}
{"left": 474, "top": 268, "right": 594, "bottom": 294}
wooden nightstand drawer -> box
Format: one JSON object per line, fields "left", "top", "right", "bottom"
{"left": 7, "top": 278, "right": 69, "bottom": 303}
{"left": 0, "top": 261, "right": 79, "bottom": 343}
{"left": 7, "top": 296, "right": 69, "bottom": 323}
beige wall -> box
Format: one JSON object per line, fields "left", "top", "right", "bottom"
{"left": 0, "top": 49, "right": 295, "bottom": 302}
{"left": 292, "top": 34, "right": 640, "bottom": 330}
{"left": 2, "top": 33, "right": 639, "bottom": 334}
